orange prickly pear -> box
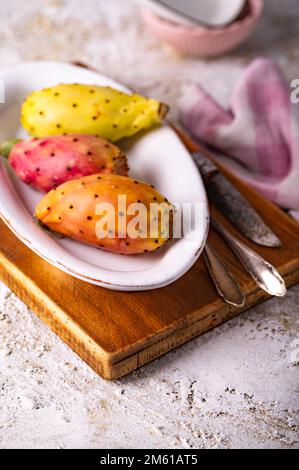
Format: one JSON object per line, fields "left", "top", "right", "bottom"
{"left": 35, "top": 174, "right": 173, "bottom": 255}
{"left": 1, "top": 134, "right": 128, "bottom": 192}
{"left": 21, "top": 84, "right": 169, "bottom": 142}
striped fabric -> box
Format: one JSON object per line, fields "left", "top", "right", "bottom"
{"left": 180, "top": 59, "right": 299, "bottom": 216}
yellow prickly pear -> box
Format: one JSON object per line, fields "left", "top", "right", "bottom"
{"left": 35, "top": 174, "right": 173, "bottom": 255}
{"left": 21, "top": 84, "right": 169, "bottom": 142}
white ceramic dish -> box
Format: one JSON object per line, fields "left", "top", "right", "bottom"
{"left": 138, "top": 0, "right": 246, "bottom": 28}
{"left": 0, "top": 61, "right": 208, "bottom": 291}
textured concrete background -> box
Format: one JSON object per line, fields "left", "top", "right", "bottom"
{"left": 0, "top": 0, "right": 298, "bottom": 449}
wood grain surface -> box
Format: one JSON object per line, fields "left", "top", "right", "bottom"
{"left": 1, "top": 128, "right": 299, "bottom": 379}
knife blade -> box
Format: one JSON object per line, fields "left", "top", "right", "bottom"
{"left": 192, "top": 151, "right": 282, "bottom": 247}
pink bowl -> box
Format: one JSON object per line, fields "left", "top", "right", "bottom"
{"left": 142, "top": 0, "right": 263, "bottom": 58}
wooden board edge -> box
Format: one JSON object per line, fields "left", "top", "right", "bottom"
{"left": 1, "top": 243, "right": 299, "bottom": 381}
{"left": 107, "top": 266, "right": 299, "bottom": 379}
{"left": 0, "top": 252, "right": 113, "bottom": 379}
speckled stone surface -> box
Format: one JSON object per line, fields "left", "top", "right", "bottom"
{"left": 0, "top": 0, "right": 298, "bottom": 449}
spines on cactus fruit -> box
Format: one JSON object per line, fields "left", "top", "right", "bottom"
{"left": 2, "top": 134, "right": 128, "bottom": 193}
{"left": 20, "top": 84, "right": 169, "bottom": 142}
{"left": 35, "top": 174, "right": 173, "bottom": 255}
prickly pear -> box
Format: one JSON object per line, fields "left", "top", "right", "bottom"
{"left": 21, "top": 84, "right": 169, "bottom": 142}
{"left": 35, "top": 174, "right": 173, "bottom": 255}
{"left": 1, "top": 134, "right": 128, "bottom": 193}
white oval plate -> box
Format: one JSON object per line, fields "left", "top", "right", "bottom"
{"left": 0, "top": 61, "right": 208, "bottom": 291}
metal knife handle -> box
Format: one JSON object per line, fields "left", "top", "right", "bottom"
{"left": 192, "top": 151, "right": 282, "bottom": 248}
{"left": 211, "top": 217, "right": 286, "bottom": 297}
{"left": 204, "top": 243, "right": 245, "bottom": 307}
{"left": 192, "top": 151, "right": 218, "bottom": 178}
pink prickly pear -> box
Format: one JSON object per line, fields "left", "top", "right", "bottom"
{"left": 0, "top": 134, "right": 128, "bottom": 192}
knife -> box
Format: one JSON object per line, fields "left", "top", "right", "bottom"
{"left": 192, "top": 151, "right": 282, "bottom": 247}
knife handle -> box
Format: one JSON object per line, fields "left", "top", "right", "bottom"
{"left": 192, "top": 151, "right": 218, "bottom": 179}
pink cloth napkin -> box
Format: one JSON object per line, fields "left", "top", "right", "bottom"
{"left": 180, "top": 59, "right": 299, "bottom": 216}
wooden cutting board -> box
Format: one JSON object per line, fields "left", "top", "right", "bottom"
{"left": 1, "top": 128, "right": 299, "bottom": 380}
